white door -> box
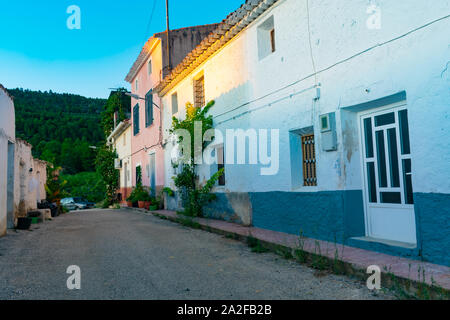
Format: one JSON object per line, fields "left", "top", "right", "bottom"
{"left": 360, "top": 105, "right": 416, "bottom": 244}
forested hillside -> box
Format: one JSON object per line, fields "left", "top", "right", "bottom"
{"left": 8, "top": 88, "right": 106, "bottom": 174}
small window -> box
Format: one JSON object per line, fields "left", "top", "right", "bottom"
{"left": 302, "top": 134, "right": 317, "bottom": 186}
{"left": 148, "top": 59, "right": 152, "bottom": 75}
{"left": 123, "top": 132, "right": 126, "bottom": 146}
{"left": 217, "top": 146, "right": 225, "bottom": 186}
{"left": 257, "top": 16, "right": 275, "bottom": 60}
{"left": 145, "top": 90, "right": 153, "bottom": 127}
{"left": 135, "top": 79, "right": 138, "bottom": 91}
{"left": 193, "top": 76, "right": 205, "bottom": 108}
{"left": 172, "top": 92, "right": 178, "bottom": 114}
{"left": 133, "top": 103, "right": 140, "bottom": 135}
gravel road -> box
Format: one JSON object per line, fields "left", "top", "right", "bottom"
{"left": 0, "top": 209, "right": 396, "bottom": 300}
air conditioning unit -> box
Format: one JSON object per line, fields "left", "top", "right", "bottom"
{"left": 114, "top": 159, "right": 122, "bottom": 169}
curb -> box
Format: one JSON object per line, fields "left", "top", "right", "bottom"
{"left": 125, "top": 207, "right": 450, "bottom": 299}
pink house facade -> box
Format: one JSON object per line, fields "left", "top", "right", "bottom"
{"left": 125, "top": 25, "right": 218, "bottom": 195}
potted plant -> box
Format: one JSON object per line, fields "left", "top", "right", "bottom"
{"left": 127, "top": 185, "right": 152, "bottom": 209}
{"left": 137, "top": 187, "right": 152, "bottom": 209}
{"left": 126, "top": 191, "right": 135, "bottom": 207}
{"left": 126, "top": 187, "right": 143, "bottom": 208}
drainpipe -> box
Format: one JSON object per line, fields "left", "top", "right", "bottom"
{"left": 165, "top": 0, "right": 171, "bottom": 76}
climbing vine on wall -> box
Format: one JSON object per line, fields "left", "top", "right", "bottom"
{"left": 170, "top": 101, "right": 224, "bottom": 217}
{"left": 95, "top": 145, "right": 119, "bottom": 206}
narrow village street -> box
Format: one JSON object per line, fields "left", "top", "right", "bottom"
{"left": 0, "top": 209, "right": 396, "bottom": 300}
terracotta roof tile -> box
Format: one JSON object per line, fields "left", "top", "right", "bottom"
{"left": 155, "top": 0, "right": 278, "bottom": 96}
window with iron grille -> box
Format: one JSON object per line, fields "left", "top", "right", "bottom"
{"left": 133, "top": 103, "right": 140, "bottom": 135}
{"left": 302, "top": 134, "right": 317, "bottom": 186}
{"left": 145, "top": 90, "right": 153, "bottom": 127}
{"left": 193, "top": 76, "right": 205, "bottom": 108}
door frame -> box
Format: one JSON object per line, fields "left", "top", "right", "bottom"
{"left": 7, "top": 141, "right": 15, "bottom": 229}
{"left": 357, "top": 101, "right": 416, "bottom": 242}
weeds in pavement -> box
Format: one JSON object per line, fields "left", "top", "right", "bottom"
{"left": 247, "top": 236, "right": 269, "bottom": 253}
{"left": 379, "top": 265, "right": 449, "bottom": 300}
{"left": 416, "top": 266, "right": 430, "bottom": 299}
{"left": 225, "top": 233, "right": 239, "bottom": 240}
{"left": 294, "top": 230, "right": 308, "bottom": 263}
{"left": 312, "top": 240, "right": 328, "bottom": 270}
{"left": 178, "top": 217, "right": 202, "bottom": 230}
{"left": 281, "top": 249, "right": 294, "bottom": 260}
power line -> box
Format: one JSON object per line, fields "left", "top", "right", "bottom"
{"left": 142, "top": 0, "right": 158, "bottom": 46}
{"left": 212, "top": 13, "right": 450, "bottom": 124}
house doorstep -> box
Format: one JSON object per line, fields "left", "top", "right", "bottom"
{"left": 125, "top": 207, "right": 450, "bottom": 296}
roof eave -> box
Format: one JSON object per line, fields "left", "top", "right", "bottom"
{"left": 125, "top": 37, "right": 161, "bottom": 83}
{"left": 155, "top": 0, "right": 278, "bottom": 96}
{"left": 107, "top": 120, "right": 131, "bottom": 145}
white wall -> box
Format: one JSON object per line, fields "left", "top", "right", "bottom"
{"left": 0, "top": 87, "right": 15, "bottom": 236}
{"left": 113, "top": 125, "right": 132, "bottom": 190}
{"left": 161, "top": 0, "right": 450, "bottom": 195}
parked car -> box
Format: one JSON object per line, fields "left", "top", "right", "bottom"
{"left": 61, "top": 197, "right": 95, "bottom": 211}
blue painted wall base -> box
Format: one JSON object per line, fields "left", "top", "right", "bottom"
{"left": 250, "top": 191, "right": 365, "bottom": 242}
{"left": 414, "top": 193, "right": 450, "bottom": 266}
{"left": 205, "top": 190, "right": 449, "bottom": 266}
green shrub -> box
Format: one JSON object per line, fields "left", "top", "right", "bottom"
{"left": 163, "top": 187, "right": 175, "bottom": 197}
{"left": 170, "top": 101, "right": 224, "bottom": 217}
{"left": 127, "top": 186, "right": 152, "bottom": 202}
{"left": 60, "top": 171, "right": 106, "bottom": 203}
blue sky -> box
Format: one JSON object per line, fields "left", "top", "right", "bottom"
{"left": 0, "top": 0, "right": 243, "bottom": 98}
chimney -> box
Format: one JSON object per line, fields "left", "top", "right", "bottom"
{"left": 114, "top": 111, "right": 118, "bottom": 128}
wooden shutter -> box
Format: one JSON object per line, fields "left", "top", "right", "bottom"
{"left": 302, "top": 134, "right": 317, "bottom": 186}
{"left": 133, "top": 104, "right": 139, "bottom": 135}
{"left": 270, "top": 29, "right": 276, "bottom": 52}
{"left": 145, "top": 90, "right": 153, "bottom": 127}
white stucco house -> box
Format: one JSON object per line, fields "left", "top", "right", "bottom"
{"left": 0, "top": 85, "right": 16, "bottom": 236}
{"left": 155, "top": 0, "right": 450, "bottom": 266}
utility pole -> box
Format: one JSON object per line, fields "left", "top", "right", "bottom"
{"left": 165, "top": 0, "right": 171, "bottom": 75}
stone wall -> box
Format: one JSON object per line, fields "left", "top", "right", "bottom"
{"left": 13, "top": 139, "right": 47, "bottom": 223}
